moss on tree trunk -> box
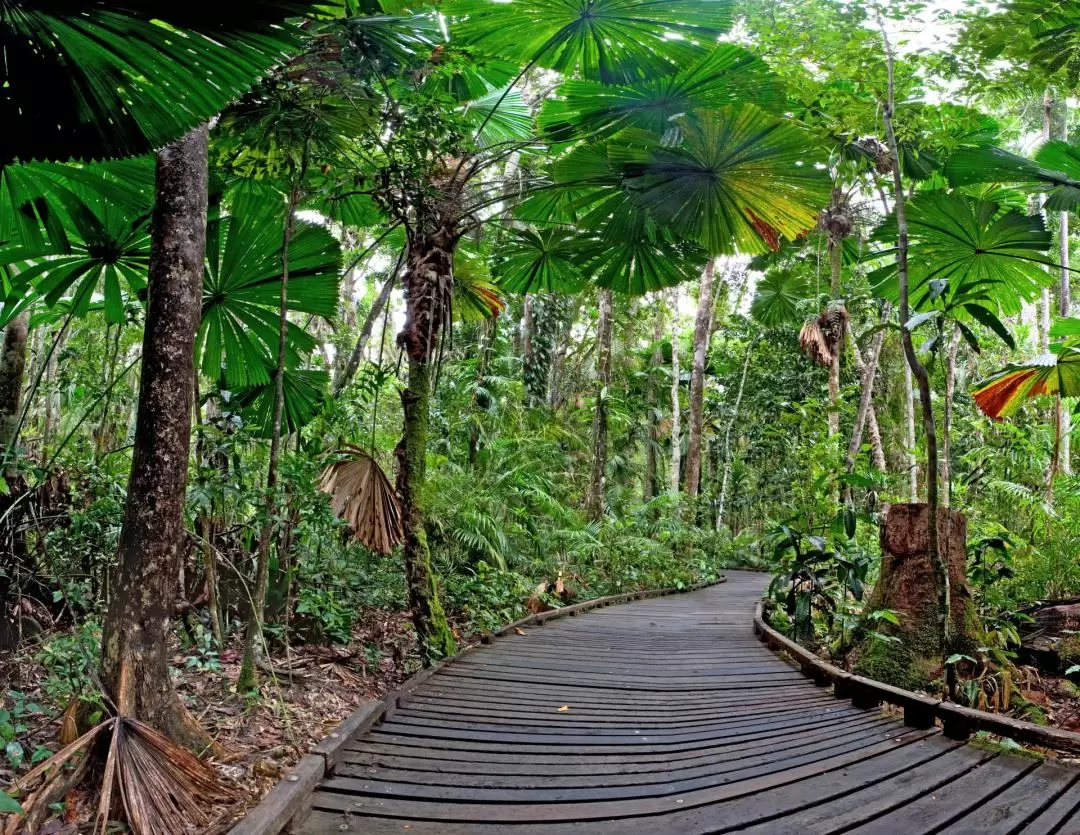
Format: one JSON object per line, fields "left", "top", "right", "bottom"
{"left": 100, "top": 125, "right": 213, "bottom": 752}
{"left": 395, "top": 230, "right": 457, "bottom": 665}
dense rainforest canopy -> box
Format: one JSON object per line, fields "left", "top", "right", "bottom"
{"left": 7, "top": 0, "right": 1080, "bottom": 829}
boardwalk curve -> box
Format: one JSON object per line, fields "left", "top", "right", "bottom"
{"left": 278, "top": 571, "right": 1080, "bottom": 833}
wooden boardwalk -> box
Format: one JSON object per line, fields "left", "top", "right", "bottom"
{"left": 291, "top": 571, "right": 1080, "bottom": 833}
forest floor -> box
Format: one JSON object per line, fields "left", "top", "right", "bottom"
{"left": 0, "top": 608, "right": 422, "bottom": 831}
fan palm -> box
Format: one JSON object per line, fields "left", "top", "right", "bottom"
{"left": 0, "top": 1, "right": 326, "bottom": 165}
{"left": 868, "top": 192, "right": 1053, "bottom": 350}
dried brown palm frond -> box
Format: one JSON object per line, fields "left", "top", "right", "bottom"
{"left": 799, "top": 304, "right": 849, "bottom": 368}
{"left": 319, "top": 445, "right": 403, "bottom": 555}
{"left": 5, "top": 661, "right": 231, "bottom": 835}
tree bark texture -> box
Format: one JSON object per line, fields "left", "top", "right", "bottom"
{"left": 827, "top": 241, "right": 842, "bottom": 437}
{"left": 0, "top": 312, "right": 29, "bottom": 457}
{"left": 942, "top": 326, "right": 961, "bottom": 507}
{"left": 1061, "top": 98, "right": 1071, "bottom": 475}
{"left": 100, "top": 125, "right": 212, "bottom": 751}
{"left": 844, "top": 311, "right": 889, "bottom": 483}
{"left": 717, "top": 334, "right": 757, "bottom": 531}
{"left": 585, "top": 288, "right": 614, "bottom": 521}
{"left": 395, "top": 230, "right": 457, "bottom": 664}
{"left": 857, "top": 503, "right": 975, "bottom": 689}
{"left": 685, "top": 260, "right": 716, "bottom": 502}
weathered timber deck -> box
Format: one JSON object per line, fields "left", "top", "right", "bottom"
{"left": 272, "top": 571, "right": 1080, "bottom": 833}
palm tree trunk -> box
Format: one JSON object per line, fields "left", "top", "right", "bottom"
{"left": 685, "top": 260, "right": 716, "bottom": 505}
{"left": 644, "top": 300, "right": 664, "bottom": 502}
{"left": 1041, "top": 88, "right": 1054, "bottom": 354}
{"left": 396, "top": 228, "right": 457, "bottom": 664}
{"left": 100, "top": 125, "right": 213, "bottom": 751}
{"left": 942, "top": 325, "right": 961, "bottom": 507}
{"left": 238, "top": 181, "right": 300, "bottom": 693}
{"left": 585, "top": 288, "right": 614, "bottom": 521}
{"left": 882, "top": 26, "right": 948, "bottom": 651}
{"left": 333, "top": 272, "right": 395, "bottom": 397}
{"left": 669, "top": 287, "right": 682, "bottom": 496}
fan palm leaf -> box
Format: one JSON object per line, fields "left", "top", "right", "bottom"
{"left": 556, "top": 105, "right": 829, "bottom": 256}
{"left": 540, "top": 45, "right": 784, "bottom": 142}
{"left": 198, "top": 186, "right": 342, "bottom": 388}
{"left": 494, "top": 227, "right": 586, "bottom": 294}
{"left": 1, "top": 2, "right": 324, "bottom": 165}
{"left": 751, "top": 269, "right": 812, "bottom": 327}
{"left": 869, "top": 193, "right": 1052, "bottom": 321}
{"left": 234, "top": 368, "right": 330, "bottom": 436}
{"left": 973, "top": 347, "right": 1080, "bottom": 419}
{"left": 445, "top": 0, "right": 732, "bottom": 84}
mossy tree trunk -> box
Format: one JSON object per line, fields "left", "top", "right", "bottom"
{"left": 100, "top": 125, "right": 213, "bottom": 751}
{"left": 395, "top": 226, "right": 457, "bottom": 665}
{"left": 685, "top": 259, "right": 716, "bottom": 506}
{"left": 644, "top": 303, "right": 664, "bottom": 502}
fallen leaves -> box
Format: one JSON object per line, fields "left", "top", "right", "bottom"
{"left": 557, "top": 706, "right": 570, "bottom": 713}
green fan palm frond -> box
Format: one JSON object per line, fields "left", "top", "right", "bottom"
{"left": 1, "top": 2, "right": 325, "bottom": 165}
{"left": 444, "top": 0, "right": 732, "bottom": 84}
{"left": 454, "top": 249, "right": 507, "bottom": 319}
{"left": 494, "top": 227, "right": 586, "bottom": 294}
{"left": 869, "top": 192, "right": 1053, "bottom": 321}
{"left": 947, "top": 142, "right": 1080, "bottom": 212}
{"left": 566, "top": 105, "right": 829, "bottom": 256}
{"left": 461, "top": 88, "right": 536, "bottom": 148}
{"left": 751, "top": 269, "right": 812, "bottom": 327}
{"left": 198, "top": 187, "right": 342, "bottom": 388}
{"left": 540, "top": 45, "right": 784, "bottom": 142}
{"left": 234, "top": 368, "right": 331, "bottom": 436}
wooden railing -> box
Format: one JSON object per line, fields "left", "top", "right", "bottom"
{"left": 753, "top": 600, "right": 1080, "bottom": 755}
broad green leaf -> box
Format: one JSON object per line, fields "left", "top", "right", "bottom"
{"left": 494, "top": 227, "right": 586, "bottom": 294}
{"left": 445, "top": 0, "right": 733, "bottom": 84}
{"left": 750, "top": 270, "right": 811, "bottom": 327}
{"left": 1, "top": 2, "right": 322, "bottom": 165}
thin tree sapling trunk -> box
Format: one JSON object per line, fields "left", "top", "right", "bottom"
{"left": 717, "top": 333, "right": 758, "bottom": 531}
{"left": 1061, "top": 97, "right": 1071, "bottom": 475}
{"left": 844, "top": 307, "right": 890, "bottom": 491}
{"left": 685, "top": 260, "right": 716, "bottom": 505}
{"left": 903, "top": 352, "right": 918, "bottom": 502}
{"left": 881, "top": 23, "right": 949, "bottom": 651}
{"left": 644, "top": 300, "right": 664, "bottom": 502}
{"left": 333, "top": 272, "right": 396, "bottom": 397}
{"left": 669, "top": 286, "right": 682, "bottom": 496}
{"left": 238, "top": 180, "right": 301, "bottom": 694}
{"left": 942, "top": 325, "right": 961, "bottom": 507}
{"left": 585, "top": 288, "right": 614, "bottom": 521}
{"left": 0, "top": 312, "right": 30, "bottom": 463}
{"left": 100, "top": 125, "right": 214, "bottom": 751}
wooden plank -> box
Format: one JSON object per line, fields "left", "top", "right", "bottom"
{"left": 1016, "top": 775, "right": 1080, "bottom": 834}
{"left": 942, "top": 761, "right": 1080, "bottom": 834}
{"left": 307, "top": 731, "right": 934, "bottom": 822}
{"left": 228, "top": 754, "right": 324, "bottom": 835}
{"left": 843, "top": 754, "right": 1040, "bottom": 834}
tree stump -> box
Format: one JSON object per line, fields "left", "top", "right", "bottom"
{"left": 855, "top": 503, "right": 978, "bottom": 690}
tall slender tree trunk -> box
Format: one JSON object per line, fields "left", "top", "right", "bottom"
{"left": 882, "top": 27, "right": 948, "bottom": 651}
{"left": 903, "top": 355, "right": 918, "bottom": 502}
{"left": 844, "top": 309, "right": 889, "bottom": 501}
{"left": 827, "top": 239, "right": 843, "bottom": 437}
{"left": 717, "top": 333, "right": 757, "bottom": 530}
{"left": 238, "top": 181, "right": 301, "bottom": 693}
{"left": 396, "top": 227, "right": 457, "bottom": 664}
{"left": 942, "top": 325, "right": 961, "bottom": 507}
{"left": 1041, "top": 88, "right": 1054, "bottom": 354}
{"left": 1061, "top": 97, "right": 1071, "bottom": 475}
{"left": 669, "top": 287, "right": 682, "bottom": 496}
{"left": 685, "top": 260, "right": 716, "bottom": 505}
{"left": 100, "top": 125, "right": 213, "bottom": 750}
{"left": 586, "top": 288, "right": 614, "bottom": 521}
{"left": 644, "top": 301, "right": 664, "bottom": 502}
{"left": 333, "top": 273, "right": 395, "bottom": 396}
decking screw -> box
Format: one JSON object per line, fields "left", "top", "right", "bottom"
{"left": 330, "top": 732, "right": 340, "bottom": 738}
{"left": 287, "top": 775, "right": 299, "bottom": 783}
